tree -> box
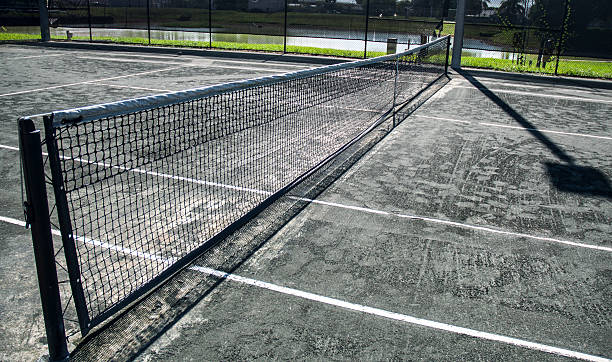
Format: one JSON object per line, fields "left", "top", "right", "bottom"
{"left": 407, "top": 0, "right": 444, "bottom": 18}
{"left": 323, "top": 0, "right": 337, "bottom": 13}
{"left": 497, "top": 0, "right": 526, "bottom": 25}
{"left": 465, "top": 0, "right": 490, "bottom": 16}
{"left": 443, "top": 0, "right": 491, "bottom": 17}
{"left": 369, "top": 0, "right": 397, "bottom": 16}
{"left": 214, "top": 0, "right": 247, "bottom": 11}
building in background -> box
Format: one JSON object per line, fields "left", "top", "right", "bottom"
{"left": 248, "top": 0, "right": 284, "bottom": 12}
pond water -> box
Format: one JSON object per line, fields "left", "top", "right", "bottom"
{"left": 9, "top": 25, "right": 506, "bottom": 58}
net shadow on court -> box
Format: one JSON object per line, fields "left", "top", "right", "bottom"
{"left": 68, "top": 73, "right": 450, "bottom": 362}
{"left": 18, "top": 38, "right": 452, "bottom": 360}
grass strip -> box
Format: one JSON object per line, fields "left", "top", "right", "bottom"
{"left": 58, "top": 35, "right": 386, "bottom": 58}
{"left": 461, "top": 55, "right": 612, "bottom": 79}
{"left": 2, "top": 31, "right": 609, "bottom": 78}
{"left": 0, "top": 32, "right": 41, "bottom": 41}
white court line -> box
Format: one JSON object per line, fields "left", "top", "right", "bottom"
{"left": 0, "top": 66, "right": 185, "bottom": 98}
{"left": 3, "top": 53, "right": 66, "bottom": 60}
{"left": 450, "top": 78, "right": 608, "bottom": 94}
{"left": 303, "top": 199, "right": 612, "bottom": 252}
{"left": 450, "top": 84, "right": 612, "bottom": 104}
{"left": 0, "top": 144, "right": 19, "bottom": 151}
{"left": 192, "top": 266, "right": 612, "bottom": 362}
{"left": 0, "top": 214, "right": 608, "bottom": 362}
{"left": 212, "top": 59, "right": 318, "bottom": 70}
{"left": 74, "top": 54, "right": 310, "bottom": 70}
{"left": 75, "top": 55, "right": 190, "bottom": 65}
{"left": 76, "top": 56, "right": 288, "bottom": 73}
{"left": 414, "top": 115, "right": 472, "bottom": 124}
{"left": 214, "top": 65, "right": 291, "bottom": 73}
{"left": 321, "top": 105, "right": 382, "bottom": 113}
{"left": 415, "top": 115, "right": 612, "bottom": 140}
{"left": 1, "top": 142, "right": 608, "bottom": 252}
{"left": 451, "top": 78, "right": 545, "bottom": 90}
{"left": 95, "top": 83, "right": 172, "bottom": 93}
{"left": 479, "top": 122, "right": 612, "bottom": 141}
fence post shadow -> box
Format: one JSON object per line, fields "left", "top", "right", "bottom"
{"left": 457, "top": 70, "right": 612, "bottom": 199}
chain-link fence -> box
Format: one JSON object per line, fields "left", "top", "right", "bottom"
{"left": 1, "top": 0, "right": 610, "bottom": 77}
{"left": 457, "top": 0, "right": 611, "bottom": 78}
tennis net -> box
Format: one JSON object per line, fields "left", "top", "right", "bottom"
{"left": 25, "top": 36, "right": 450, "bottom": 336}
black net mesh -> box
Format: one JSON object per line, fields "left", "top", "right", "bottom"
{"left": 43, "top": 37, "right": 449, "bottom": 333}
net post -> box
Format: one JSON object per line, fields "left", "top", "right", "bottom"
{"left": 87, "top": 0, "right": 92, "bottom": 41}
{"left": 445, "top": 35, "right": 450, "bottom": 74}
{"left": 18, "top": 118, "right": 69, "bottom": 362}
{"left": 393, "top": 57, "right": 398, "bottom": 128}
{"left": 283, "top": 0, "right": 288, "bottom": 53}
{"left": 38, "top": 0, "right": 50, "bottom": 41}
{"left": 43, "top": 115, "right": 91, "bottom": 336}
{"left": 147, "top": 0, "right": 151, "bottom": 45}
{"left": 363, "top": 0, "right": 370, "bottom": 59}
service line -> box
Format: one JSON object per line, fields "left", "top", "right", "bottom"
{"left": 450, "top": 84, "right": 612, "bottom": 104}
{"left": 3, "top": 53, "right": 67, "bottom": 60}
{"left": 1, "top": 142, "right": 608, "bottom": 252}
{"left": 414, "top": 114, "right": 612, "bottom": 140}
{"left": 0, "top": 66, "right": 186, "bottom": 98}
{"left": 95, "top": 83, "right": 173, "bottom": 93}
{"left": 0, "top": 214, "right": 608, "bottom": 362}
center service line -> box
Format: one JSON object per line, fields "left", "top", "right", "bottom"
{"left": 0, "top": 214, "right": 608, "bottom": 362}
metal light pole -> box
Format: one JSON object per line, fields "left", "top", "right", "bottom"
{"left": 38, "top": 0, "right": 50, "bottom": 41}
{"left": 451, "top": 0, "right": 466, "bottom": 69}
{"left": 363, "top": 0, "right": 370, "bottom": 59}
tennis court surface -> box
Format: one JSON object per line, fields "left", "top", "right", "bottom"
{"left": 1, "top": 41, "right": 611, "bottom": 361}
